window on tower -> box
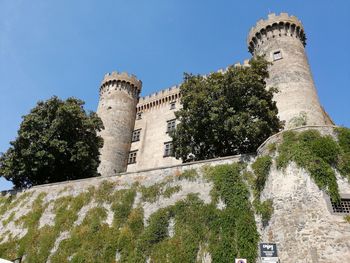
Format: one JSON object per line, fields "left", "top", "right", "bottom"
{"left": 273, "top": 50, "right": 282, "bottom": 61}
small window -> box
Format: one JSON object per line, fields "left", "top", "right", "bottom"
{"left": 136, "top": 112, "right": 142, "bottom": 120}
{"left": 273, "top": 51, "right": 282, "bottom": 61}
{"left": 170, "top": 101, "right": 176, "bottom": 110}
{"left": 164, "top": 142, "right": 174, "bottom": 157}
{"left": 166, "top": 119, "right": 176, "bottom": 133}
{"left": 330, "top": 198, "right": 350, "bottom": 214}
{"left": 128, "top": 150, "right": 137, "bottom": 164}
{"left": 132, "top": 129, "right": 141, "bottom": 142}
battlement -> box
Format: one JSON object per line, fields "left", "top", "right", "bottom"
{"left": 139, "top": 85, "right": 180, "bottom": 103}
{"left": 136, "top": 60, "right": 251, "bottom": 113}
{"left": 137, "top": 85, "right": 180, "bottom": 112}
{"left": 247, "top": 12, "right": 306, "bottom": 54}
{"left": 137, "top": 59, "right": 249, "bottom": 111}
{"left": 101, "top": 71, "right": 142, "bottom": 91}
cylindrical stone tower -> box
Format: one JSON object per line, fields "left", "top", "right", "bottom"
{"left": 97, "top": 72, "right": 142, "bottom": 176}
{"left": 247, "top": 13, "right": 333, "bottom": 128}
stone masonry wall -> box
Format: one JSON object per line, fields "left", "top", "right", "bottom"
{"left": 248, "top": 13, "right": 331, "bottom": 128}
{"left": 256, "top": 125, "right": 350, "bottom": 262}
{"left": 259, "top": 163, "right": 350, "bottom": 262}
{"left": 2, "top": 124, "right": 350, "bottom": 262}
{"left": 128, "top": 87, "right": 182, "bottom": 172}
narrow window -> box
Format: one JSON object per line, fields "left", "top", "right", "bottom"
{"left": 170, "top": 101, "right": 176, "bottom": 110}
{"left": 273, "top": 50, "right": 282, "bottom": 61}
{"left": 136, "top": 112, "right": 142, "bottom": 120}
{"left": 164, "top": 142, "right": 174, "bottom": 157}
{"left": 131, "top": 129, "right": 141, "bottom": 142}
{"left": 128, "top": 150, "right": 137, "bottom": 164}
{"left": 166, "top": 119, "right": 176, "bottom": 133}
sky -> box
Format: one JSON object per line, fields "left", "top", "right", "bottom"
{"left": 0, "top": 0, "right": 349, "bottom": 191}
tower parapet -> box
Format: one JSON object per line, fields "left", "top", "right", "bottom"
{"left": 99, "top": 71, "right": 142, "bottom": 97}
{"left": 247, "top": 13, "right": 332, "bottom": 127}
{"left": 247, "top": 13, "right": 306, "bottom": 53}
{"left": 97, "top": 71, "right": 142, "bottom": 176}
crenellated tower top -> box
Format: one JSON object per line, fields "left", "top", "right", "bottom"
{"left": 100, "top": 71, "right": 142, "bottom": 93}
{"left": 247, "top": 13, "right": 306, "bottom": 54}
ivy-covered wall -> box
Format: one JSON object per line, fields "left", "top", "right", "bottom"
{"left": 0, "top": 156, "right": 261, "bottom": 263}
{"left": 257, "top": 127, "right": 350, "bottom": 262}
{"left": 1, "top": 126, "right": 350, "bottom": 262}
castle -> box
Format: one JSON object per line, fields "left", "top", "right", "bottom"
{"left": 1, "top": 13, "right": 349, "bottom": 263}
{"left": 97, "top": 13, "right": 334, "bottom": 177}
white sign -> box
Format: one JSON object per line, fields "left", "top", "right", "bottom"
{"left": 235, "top": 259, "right": 247, "bottom": 263}
{"left": 261, "top": 257, "right": 279, "bottom": 263}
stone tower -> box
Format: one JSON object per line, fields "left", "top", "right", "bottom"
{"left": 97, "top": 72, "right": 142, "bottom": 176}
{"left": 247, "top": 13, "right": 332, "bottom": 127}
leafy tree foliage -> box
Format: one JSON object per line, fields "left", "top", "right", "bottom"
{"left": 0, "top": 97, "right": 104, "bottom": 188}
{"left": 171, "top": 57, "right": 283, "bottom": 162}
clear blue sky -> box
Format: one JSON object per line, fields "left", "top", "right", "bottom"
{"left": 1, "top": 1, "right": 349, "bottom": 191}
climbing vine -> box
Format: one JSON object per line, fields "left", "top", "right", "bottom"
{"left": 276, "top": 128, "right": 350, "bottom": 202}
{"left": 251, "top": 156, "right": 273, "bottom": 226}
{"left": 0, "top": 165, "right": 259, "bottom": 263}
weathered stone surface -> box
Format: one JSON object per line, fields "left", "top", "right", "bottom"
{"left": 258, "top": 162, "right": 350, "bottom": 262}
{"left": 97, "top": 13, "right": 334, "bottom": 174}
{"left": 248, "top": 13, "right": 332, "bottom": 127}
{"left": 1, "top": 136, "right": 350, "bottom": 262}
{"left": 97, "top": 72, "right": 141, "bottom": 176}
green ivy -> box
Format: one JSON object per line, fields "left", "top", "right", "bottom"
{"left": 336, "top": 127, "right": 350, "bottom": 180}
{"left": 206, "top": 164, "right": 259, "bottom": 262}
{"left": 0, "top": 165, "right": 259, "bottom": 263}
{"left": 251, "top": 156, "right": 272, "bottom": 197}
{"left": 140, "top": 182, "right": 182, "bottom": 202}
{"left": 0, "top": 191, "right": 33, "bottom": 217}
{"left": 276, "top": 129, "right": 349, "bottom": 202}
{"left": 163, "top": 185, "right": 182, "bottom": 198}
{"left": 140, "top": 182, "right": 165, "bottom": 203}
{"left": 176, "top": 169, "right": 199, "bottom": 181}
{"left": 251, "top": 156, "right": 273, "bottom": 226}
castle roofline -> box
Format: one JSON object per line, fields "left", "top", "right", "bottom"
{"left": 101, "top": 71, "right": 142, "bottom": 91}
{"left": 138, "top": 59, "right": 250, "bottom": 105}
{"left": 247, "top": 12, "right": 304, "bottom": 47}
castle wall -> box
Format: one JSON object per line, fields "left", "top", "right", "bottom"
{"left": 98, "top": 13, "right": 335, "bottom": 175}
{"left": 2, "top": 126, "right": 350, "bottom": 262}
{"left": 254, "top": 125, "right": 350, "bottom": 262}
{"left": 127, "top": 86, "right": 182, "bottom": 172}
{"left": 258, "top": 163, "right": 350, "bottom": 262}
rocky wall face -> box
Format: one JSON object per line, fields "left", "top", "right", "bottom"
{"left": 259, "top": 163, "right": 350, "bottom": 262}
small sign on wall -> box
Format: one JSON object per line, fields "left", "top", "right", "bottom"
{"left": 260, "top": 243, "right": 279, "bottom": 263}
{"left": 235, "top": 259, "right": 247, "bottom": 263}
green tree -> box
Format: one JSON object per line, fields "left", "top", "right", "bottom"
{"left": 0, "top": 96, "right": 104, "bottom": 188}
{"left": 171, "top": 57, "right": 283, "bottom": 162}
